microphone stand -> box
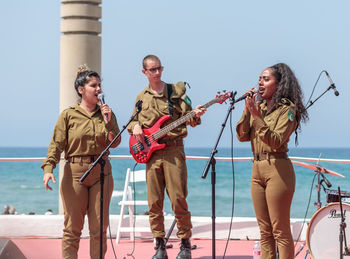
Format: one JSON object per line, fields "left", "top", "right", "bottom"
{"left": 79, "top": 103, "right": 142, "bottom": 259}
{"left": 338, "top": 187, "right": 350, "bottom": 259}
{"left": 201, "top": 91, "right": 237, "bottom": 259}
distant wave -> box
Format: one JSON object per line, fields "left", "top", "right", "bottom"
{"left": 112, "top": 190, "right": 123, "bottom": 197}
{"left": 20, "top": 185, "right": 41, "bottom": 190}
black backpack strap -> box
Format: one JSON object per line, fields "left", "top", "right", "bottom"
{"left": 166, "top": 83, "right": 173, "bottom": 117}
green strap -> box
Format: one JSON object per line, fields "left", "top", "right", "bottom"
{"left": 166, "top": 83, "right": 173, "bottom": 117}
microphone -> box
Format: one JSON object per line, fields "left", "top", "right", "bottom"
{"left": 98, "top": 93, "right": 105, "bottom": 105}
{"left": 320, "top": 173, "right": 332, "bottom": 188}
{"left": 234, "top": 89, "right": 258, "bottom": 103}
{"left": 325, "top": 71, "right": 339, "bottom": 96}
{"left": 97, "top": 93, "right": 108, "bottom": 121}
{"left": 135, "top": 100, "right": 143, "bottom": 111}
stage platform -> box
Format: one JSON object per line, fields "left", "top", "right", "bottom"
{"left": 7, "top": 237, "right": 307, "bottom": 259}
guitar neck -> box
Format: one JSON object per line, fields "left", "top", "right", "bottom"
{"left": 153, "top": 97, "right": 220, "bottom": 140}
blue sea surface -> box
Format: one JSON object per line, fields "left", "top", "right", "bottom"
{"left": 0, "top": 147, "right": 349, "bottom": 220}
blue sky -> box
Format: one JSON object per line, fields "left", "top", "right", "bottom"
{"left": 1, "top": 0, "right": 349, "bottom": 148}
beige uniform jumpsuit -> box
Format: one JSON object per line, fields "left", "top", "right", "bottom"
{"left": 236, "top": 98, "right": 298, "bottom": 259}
{"left": 41, "top": 104, "right": 120, "bottom": 259}
{"left": 128, "top": 82, "right": 200, "bottom": 239}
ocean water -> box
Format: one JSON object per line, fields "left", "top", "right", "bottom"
{"left": 0, "top": 147, "right": 349, "bottom": 220}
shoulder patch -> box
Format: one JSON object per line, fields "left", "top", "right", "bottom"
{"left": 181, "top": 94, "right": 192, "bottom": 105}
{"left": 288, "top": 106, "right": 295, "bottom": 121}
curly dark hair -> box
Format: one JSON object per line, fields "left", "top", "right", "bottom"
{"left": 269, "top": 63, "right": 309, "bottom": 125}
{"left": 74, "top": 65, "right": 101, "bottom": 98}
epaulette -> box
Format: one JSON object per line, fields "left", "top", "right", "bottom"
{"left": 280, "top": 98, "right": 291, "bottom": 106}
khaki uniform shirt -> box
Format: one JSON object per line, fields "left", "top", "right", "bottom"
{"left": 236, "top": 98, "right": 298, "bottom": 155}
{"left": 127, "top": 82, "right": 201, "bottom": 141}
{"left": 41, "top": 104, "right": 120, "bottom": 174}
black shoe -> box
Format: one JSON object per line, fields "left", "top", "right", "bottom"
{"left": 176, "top": 238, "right": 192, "bottom": 259}
{"left": 152, "top": 237, "right": 168, "bottom": 259}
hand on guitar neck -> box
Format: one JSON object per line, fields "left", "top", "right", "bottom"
{"left": 193, "top": 105, "right": 206, "bottom": 117}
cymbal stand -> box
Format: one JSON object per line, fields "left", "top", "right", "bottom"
{"left": 302, "top": 168, "right": 323, "bottom": 259}
{"left": 338, "top": 187, "right": 350, "bottom": 259}
{"left": 305, "top": 165, "right": 327, "bottom": 259}
{"left": 313, "top": 167, "right": 323, "bottom": 211}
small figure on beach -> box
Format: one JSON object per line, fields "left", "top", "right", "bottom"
{"left": 2, "top": 204, "right": 10, "bottom": 215}
{"left": 236, "top": 63, "right": 308, "bottom": 259}
{"left": 9, "top": 205, "right": 18, "bottom": 215}
{"left": 45, "top": 209, "right": 54, "bottom": 215}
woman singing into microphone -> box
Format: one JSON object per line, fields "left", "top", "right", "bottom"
{"left": 236, "top": 63, "right": 308, "bottom": 259}
{"left": 41, "top": 65, "right": 120, "bottom": 259}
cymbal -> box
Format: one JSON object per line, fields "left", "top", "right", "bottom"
{"left": 292, "top": 160, "right": 345, "bottom": 178}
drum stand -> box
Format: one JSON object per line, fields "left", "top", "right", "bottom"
{"left": 338, "top": 187, "right": 350, "bottom": 258}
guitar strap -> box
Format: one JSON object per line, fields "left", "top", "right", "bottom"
{"left": 166, "top": 83, "right": 174, "bottom": 117}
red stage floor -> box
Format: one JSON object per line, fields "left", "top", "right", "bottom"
{"left": 8, "top": 237, "right": 308, "bottom": 259}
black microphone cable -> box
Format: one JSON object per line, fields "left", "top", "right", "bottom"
{"left": 305, "top": 70, "right": 325, "bottom": 109}
{"left": 107, "top": 157, "right": 118, "bottom": 259}
{"left": 222, "top": 109, "right": 236, "bottom": 259}
{"left": 123, "top": 162, "right": 139, "bottom": 259}
{"left": 105, "top": 120, "right": 118, "bottom": 259}
{"left": 293, "top": 173, "right": 317, "bottom": 258}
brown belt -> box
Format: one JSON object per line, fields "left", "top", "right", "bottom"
{"left": 253, "top": 152, "right": 288, "bottom": 161}
{"left": 158, "top": 139, "right": 184, "bottom": 146}
{"left": 67, "top": 155, "right": 99, "bottom": 163}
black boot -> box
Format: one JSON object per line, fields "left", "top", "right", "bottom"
{"left": 176, "top": 238, "right": 192, "bottom": 259}
{"left": 152, "top": 237, "right": 168, "bottom": 259}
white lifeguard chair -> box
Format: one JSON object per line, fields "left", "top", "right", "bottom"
{"left": 115, "top": 168, "right": 151, "bottom": 244}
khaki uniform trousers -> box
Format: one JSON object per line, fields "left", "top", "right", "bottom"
{"left": 61, "top": 159, "right": 113, "bottom": 259}
{"left": 251, "top": 158, "right": 295, "bottom": 259}
{"left": 146, "top": 144, "right": 192, "bottom": 239}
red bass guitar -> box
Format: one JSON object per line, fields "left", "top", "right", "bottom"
{"left": 129, "top": 92, "right": 232, "bottom": 163}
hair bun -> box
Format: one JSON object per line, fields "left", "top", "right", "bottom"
{"left": 77, "top": 64, "right": 90, "bottom": 76}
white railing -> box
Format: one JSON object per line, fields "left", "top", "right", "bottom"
{"left": 0, "top": 155, "right": 349, "bottom": 163}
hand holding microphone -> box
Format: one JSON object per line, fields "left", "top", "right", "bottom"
{"left": 241, "top": 88, "right": 261, "bottom": 118}
{"left": 98, "top": 93, "right": 112, "bottom": 124}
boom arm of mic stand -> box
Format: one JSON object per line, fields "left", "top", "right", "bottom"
{"left": 306, "top": 85, "right": 334, "bottom": 110}
{"left": 80, "top": 108, "right": 142, "bottom": 183}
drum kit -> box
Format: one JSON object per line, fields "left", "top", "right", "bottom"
{"left": 292, "top": 160, "right": 350, "bottom": 259}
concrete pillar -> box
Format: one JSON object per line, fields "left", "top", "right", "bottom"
{"left": 59, "top": 0, "right": 102, "bottom": 214}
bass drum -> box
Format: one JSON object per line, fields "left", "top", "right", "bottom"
{"left": 306, "top": 202, "right": 350, "bottom": 259}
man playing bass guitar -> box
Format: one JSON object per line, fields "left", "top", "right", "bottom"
{"left": 127, "top": 55, "right": 205, "bottom": 259}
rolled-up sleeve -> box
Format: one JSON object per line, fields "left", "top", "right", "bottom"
{"left": 41, "top": 112, "right": 68, "bottom": 174}
{"left": 236, "top": 111, "right": 251, "bottom": 142}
